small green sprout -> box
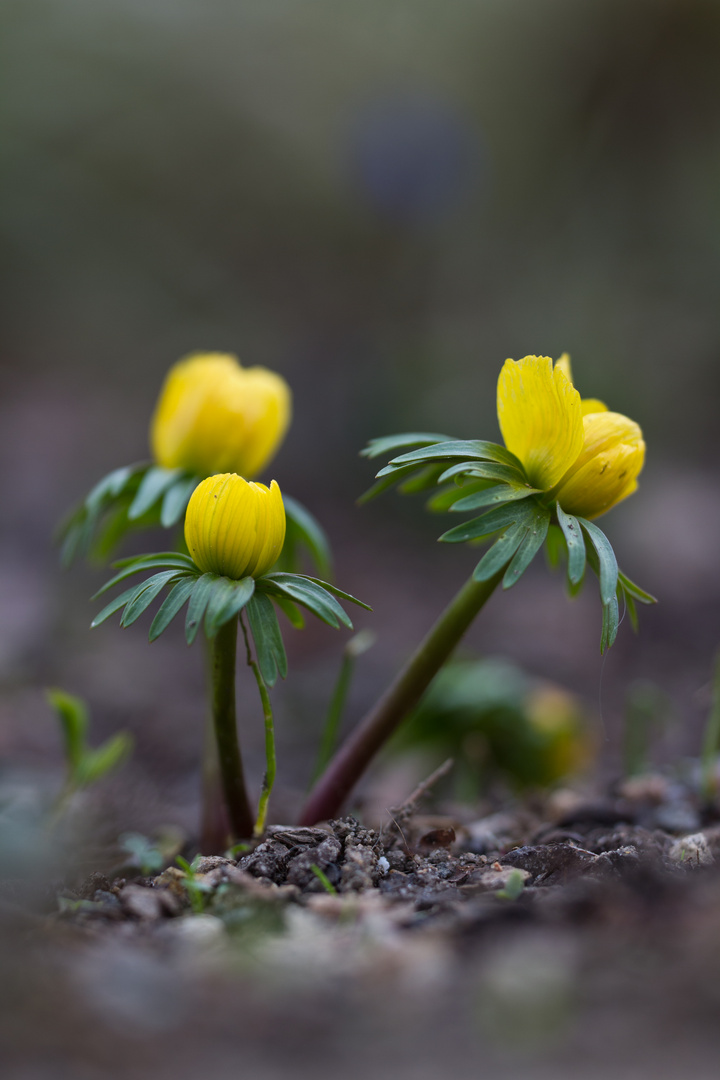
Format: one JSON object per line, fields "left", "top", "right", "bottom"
{"left": 310, "top": 864, "right": 338, "bottom": 896}
{"left": 176, "top": 855, "right": 215, "bottom": 914}
{"left": 46, "top": 689, "right": 132, "bottom": 807}
{"left": 496, "top": 869, "right": 526, "bottom": 901}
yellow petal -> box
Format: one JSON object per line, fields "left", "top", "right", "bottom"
{"left": 554, "top": 411, "right": 645, "bottom": 519}
{"left": 150, "top": 353, "right": 291, "bottom": 478}
{"left": 184, "top": 474, "right": 286, "bottom": 580}
{"left": 580, "top": 398, "right": 608, "bottom": 417}
{"left": 554, "top": 353, "right": 573, "bottom": 384}
{"left": 497, "top": 355, "right": 584, "bottom": 490}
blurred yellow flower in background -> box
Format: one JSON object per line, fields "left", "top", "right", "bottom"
{"left": 151, "top": 353, "right": 291, "bottom": 478}
{"left": 497, "top": 354, "right": 644, "bottom": 519}
{"left": 185, "top": 473, "right": 286, "bottom": 580}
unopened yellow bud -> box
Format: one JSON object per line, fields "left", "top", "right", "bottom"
{"left": 553, "top": 411, "right": 645, "bottom": 519}
{"left": 151, "top": 353, "right": 291, "bottom": 478}
{"left": 185, "top": 474, "right": 286, "bottom": 580}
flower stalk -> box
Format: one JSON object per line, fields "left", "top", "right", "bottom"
{"left": 299, "top": 568, "right": 504, "bottom": 825}
{"left": 211, "top": 617, "right": 254, "bottom": 840}
{"left": 240, "top": 615, "right": 277, "bottom": 836}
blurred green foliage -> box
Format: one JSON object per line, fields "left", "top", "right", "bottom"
{"left": 394, "top": 658, "right": 592, "bottom": 797}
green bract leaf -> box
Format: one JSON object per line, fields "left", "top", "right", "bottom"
{"left": 579, "top": 519, "right": 619, "bottom": 606}
{"left": 473, "top": 522, "right": 527, "bottom": 582}
{"left": 380, "top": 439, "right": 523, "bottom": 474}
{"left": 623, "top": 590, "right": 639, "bottom": 633}
{"left": 358, "top": 463, "right": 426, "bottom": 505}
{"left": 247, "top": 593, "right": 288, "bottom": 686}
{"left": 502, "top": 505, "right": 550, "bottom": 589}
{"left": 86, "top": 464, "right": 145, "bottom": 513}
{"left": 617, "top": 571, "right": 657, "bottom": 605}
{"left": 185, "top": 574, "right": 219, "bottom": 645}
{"left": 556, "top": 504, "right": 586, "bottom": 586}
{"left": 398, "top": 465, "right": 447, "bottom": 495}
{"left": 283, "top": 495, "right": 333, "bottom": 578}
{"left": 426, "top": 480, "right": 494, "bottom": 513}
{"left": 544, "top": 524, "right": 565, "bottom": 570}
{"left": 361, "top": 432, "right": 450, "bottom": 460}
{"left": 91, "top": 583, "right": 145, "bottom": 628}
{"left": 128, "top": 467, "right": 184, "bottom": 521}
{"left": 95, "top": 554, "right": 197, "bottom": 597}
{"left": 161, "top": 474, "right": 200, "bottom": 528}
{"left": 120, "top": 570, "right": 185, "bottom": 627}
{"left": 437, "top": 461, "right": 527, "bottom": 485}
{"left": 111, "top": 551, "right": 197, "bottom": 570}
{"left": 303, "top": 577, "right": 372, "bottom": 612}
{"left": 601, "top": 595, "right": 620, "bottom": 654}
{"left": 439, "top": 499, "right": 539, "bottom": 544}
{"left": 274, "top": 594, "right": 305, "bottom": 629}
{"left": 204, "top": 576, "right": 255, "bottom": 638}
{"left": 449, "top": 484, "right": 539, "bottom": 513}
{"left": 260, "top": 574, "right": 353, "bottom": 630}
{"left": 149, "top": 577, "right": 197, "bottom": 641}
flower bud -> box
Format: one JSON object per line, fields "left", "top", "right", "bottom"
{"left": 185, "top": 474, "right": 286, "bottom": 580}
{"left": 151, "top": 353, "right": 291, "bottom": 478}
{"left": 553, "top": 411, "right": 645, "bottom": 519}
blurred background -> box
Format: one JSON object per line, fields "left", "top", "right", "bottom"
{"left": 3, "top": 0, "right": 720, "bottom": 835}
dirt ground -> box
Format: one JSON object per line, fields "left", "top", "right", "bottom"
{"left": 5, "top": 769, "right": 720, "bottom": 1080}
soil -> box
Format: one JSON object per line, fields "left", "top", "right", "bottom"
{"left": 5, "top": 773, "right": 720, "bottom": 1079}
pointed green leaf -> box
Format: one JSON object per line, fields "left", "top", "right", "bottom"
{"left": 617, "top": 570, "right": 657, "bottom": 605}
{"left": 86, "top": 464, "right": 145, "bottom": 513}
{"left": 95, "top": 554, "right": 197, "bottom": 598}
{"left": 360, "top": 432, "right": 450, "bottom": 460}
{"left": 128, "top": 467, "right": 183, "bottom": 521}
{"left": 473, "top": 523, "right": 528, "bottom": 582}
{"left": 449, "top": 485, "right": 539, "bottom": 513}
{"left": 623, "top": 590, "right": 639, "bottom": 633}
{"left": 384, "top": 439, "right": 524, "bottom": 472}
{"left": 160, "top": 474, "right": 199, "bottom": 527}
{"left": 503, "top": 506, "right": 550, "bottom": 589}
{"left": 358, "top": 464, "right": 426, "bottom": 505}
{"left": 112, "top": 551, "right": 197, "bottom": 570}
{"left": 185, "top": 574, "right": 219, "bottom": 645}
{"left": 579, "top": 519, "right": 618, "bottom": 606}
{"left": 274, "top": 594, "right": 305, "bottom": 629}
{"left": 149, "top": 577, "right": 197, "bottom": 641}
{"left": 601, "top": 595, "right": 620, "bottom": 654}
{"left": 247, "top": 593, "right": 287, "bottom": 686}
{"left": 283, "top": 495, "right": 333, "bottom": 577}
{"left": 398, "top": 465, "right": 447, "bottom": 495}
{"left": 259, "top": 575, "right": 351, "bottom": 629}
{"left": 426, "top": 480, "right": 494, "bottom": 513}
{"left": 46, "top": 689, "right": 88, "bottom": 773}
{"left": 438, "top": 461, "right": 528, "bottom": 486}
{"left": 120, "top": 570, "right": 185, "bottom": 627}
{"left": 76, "top": 732, "right": 133, "bottom": 787}
{"left": 439, "top": 498, "right": 538, "bottom": 544}
{"left": 91, "top": 584, "right": 142, "bottom": 628}
{"left": 204, "top": 576, "right": 255, "bottom": 638}
{"left": 556, "top": 504, "right": 586, "bottom": 586}
{"left": 544, "top": 524, "right": 565, "bottom": 570}
{"left": 304, "top": 576, "right": 372, "bottom": 611}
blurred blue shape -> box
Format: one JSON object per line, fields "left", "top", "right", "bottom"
{"left": 348, "top": 91, "right": 485, "bottom": 225}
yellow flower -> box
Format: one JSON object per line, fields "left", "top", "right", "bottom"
{"left": 497, "top": 354, "right": 645, "bottom": 519}
{"left": 185, "top": 474, "right": 286, "bottom": 580}
{"left": 151, "top": 353, "right": 291, "bottom": 478}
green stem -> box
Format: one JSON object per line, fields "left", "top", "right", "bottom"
{"left": 241, "top": 615, "right": 277, "bottom": 837}
{"left": 701, "top": 650, "right": 720, "bottom": 802}
{"left": 211, "top": 618, "right": 254, "bottom": 840}
{"left": 299, "top": 569, "right": 503, "bottom": 826}
{"left": 200, "top": 702, "right": 231, "bottom": 854}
